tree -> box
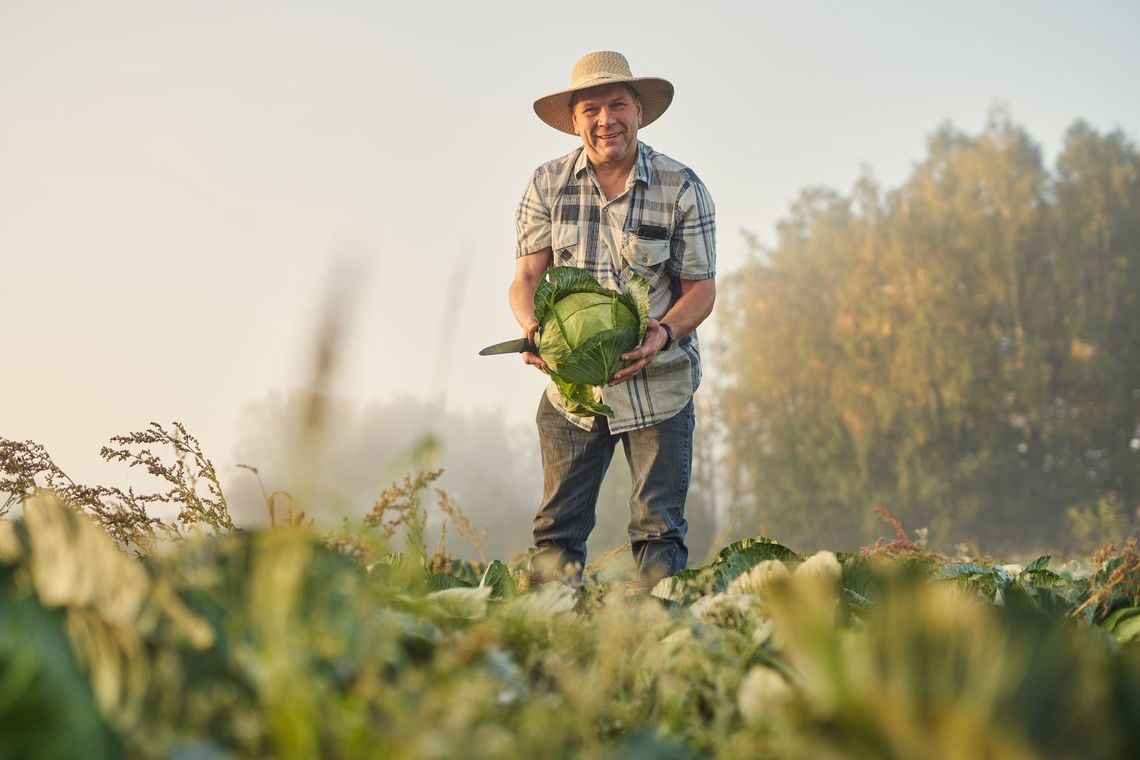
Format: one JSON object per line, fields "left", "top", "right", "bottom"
{"left": 717, "top": 113, "right": 1140, "bottom": 552}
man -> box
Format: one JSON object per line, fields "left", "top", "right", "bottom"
{"left": 510, "top": 51, "right": 716, "bottom": 592}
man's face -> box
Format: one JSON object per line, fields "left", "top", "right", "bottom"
{"left": 570, "top": 83, "right": 642, "bottom": 168}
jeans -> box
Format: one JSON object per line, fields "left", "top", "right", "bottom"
{"left": 530, "top": 393, "right": 693, "bottom": 584}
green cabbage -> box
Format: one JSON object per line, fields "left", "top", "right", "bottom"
{"left": 533, "top": 267, "right": 650, "bottom": 417}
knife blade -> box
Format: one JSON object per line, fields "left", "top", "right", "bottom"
{"left": 479, "top": 338, "right": 538, "bottom": 356}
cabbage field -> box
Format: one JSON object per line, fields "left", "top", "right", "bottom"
{"left": 2, "top": 427, "right": 1140, "bottom": 759}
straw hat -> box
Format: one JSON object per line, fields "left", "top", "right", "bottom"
{"left": 533, "top": 51, "right": 674, "bottom": 135}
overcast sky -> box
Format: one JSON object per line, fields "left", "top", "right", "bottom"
{"left": 2, "top": 0, "right": 1138, "bottom": 493}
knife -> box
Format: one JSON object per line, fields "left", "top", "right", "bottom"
{"left": 479, "top": 338, "right": 538, "bottom": 356}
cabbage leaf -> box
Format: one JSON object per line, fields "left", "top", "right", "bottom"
{"left": 533, "top": 267, "right": 650, "bottom": 417}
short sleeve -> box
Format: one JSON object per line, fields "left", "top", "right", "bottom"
{"left": 515, "top": 172, "right": 552, "bottom": 258}
{"left": 673, "top": 179, "right": 716, "bottom": 280}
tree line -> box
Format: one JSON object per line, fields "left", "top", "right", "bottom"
{"left": 714, "top": 111, "right": 1140, "bottom": 553}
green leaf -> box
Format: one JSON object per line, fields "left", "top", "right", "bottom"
{"left": 621, "top": 274, "right": 651, "bottom": 344}
{"left": 533, "top": 267, "right": 614, "bottom": 326}
{"left": 497, "top": 582, "right": 578, "bottom": 630}
{"left": 940, "top": 562, "right": 993, "bottom": 579}
{"left": 711, "top": 537, "right": 800, "bottom": 591}
{"left": 714, "top": 537, "right": 800, "bottom": 565}
{"left": 651, "top": 567, "right": 716, "bottom": 605}
{"left": 479, "top": 560, "right": 517, "bottom": 599}
{"left": 555, "top": 326, "right": 641, "bottom": 385}
{"left": 551, "top": 376, "right": 615, "bottom": 417}
{"left": 0, "top": 595, "right": 119, "bottom": 758}
{"left": 425, "top": 573, "right": 474, "bottom": 592}
{"left": 1102, "top": 606, "right": 1140, "bottom": 633}
{"left": 838, "top": 555, "right": 878, "bottom": 612}
{"left": 843, "top": 587, "right": 873, "bottom": 611}
{"left": 445, "top": 560, "right": 484, "bottom": 587}
{"left": 427, "top": 587, "right": 491, "bottom": 620}
{"left": 1109, "top": 612, "right": 1140, "bottom": 645}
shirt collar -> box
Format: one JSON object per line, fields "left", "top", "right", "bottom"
{"left": 633, "top": 142, "right": 651, "bottom": 186}
{"left": 573, "top": 142, "right": 652, "bottom": 187}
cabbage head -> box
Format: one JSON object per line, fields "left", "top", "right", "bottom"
{"left": 533, "top": 267, "right": 650, "bottom": 417}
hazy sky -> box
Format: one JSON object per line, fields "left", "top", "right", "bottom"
{"left": 3, "top": 0, "right": 1139, "bottom": 493}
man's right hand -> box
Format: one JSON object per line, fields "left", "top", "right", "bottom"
{"left": 521, "top": 320, "right": 548, "bottom": 372}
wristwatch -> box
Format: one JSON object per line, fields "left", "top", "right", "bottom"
{"left": 660, "top": 322, "right": 675, "bottom": 351}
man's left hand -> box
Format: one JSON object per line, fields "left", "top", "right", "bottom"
{"left": 610, "top": 318, "right": 668, "bottom": 386}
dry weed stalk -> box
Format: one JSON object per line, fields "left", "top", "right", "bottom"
{"left": 430, "top": 521, "right": 452, "bottom": 574}
{"left": 437, "top": 488, "right": 488, "bottom": 564}
{"left": 1072, "top": 538, "right": 1140, "bottom": 620}
{"left": 236, "top": 464, "right": 309, "bottom": 528}
{"left": 362, "top": 469, "right": 488, "bottom": 568}
{"left": 365, "top": 470, "right": 440, "bottom": 533}
{"left": 1, "top": 422, "right": 233, "bottom": 553}
{"left": 101, "top": 422, "right": 233, "bottom": 535}
{"left": 364, "top": 470, "right": 441, "bottom": 562}
{"left": 860, "top": 508, "right": 924, "bottom": 557}
{"left": 587, "top": 542, "right": 631, "bottom": 573}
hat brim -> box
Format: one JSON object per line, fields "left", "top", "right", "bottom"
{"left": 533, "top": 77, "right": 674, "bottom": 135}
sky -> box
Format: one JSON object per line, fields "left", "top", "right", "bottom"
{"left": 2, "top": 0, "right": 1139, "bottom": 499}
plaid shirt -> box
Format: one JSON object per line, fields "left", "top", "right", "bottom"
{"left": 515, "top": 141, "right": 716, "bottom": 433}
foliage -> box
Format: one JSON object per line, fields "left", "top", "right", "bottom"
{"left": 1066, "top": 493, "right": 1140, "bottom": 554}
{"left": 4, "top": 478, "right": 1140, "bottom": 758}
{"left": 534, "top": 266, "right": 650, "bottom": 417}
{"left": 0, "top": 593, "right": 118, "bottom": 759}
{"left": 716, "top": 111, "right": 1140, "bottom": 552}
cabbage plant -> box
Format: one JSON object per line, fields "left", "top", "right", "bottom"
{"left": 533, "top": 267, "right": 649, "bottom": 417}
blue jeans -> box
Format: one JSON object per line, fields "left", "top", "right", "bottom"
{"left": 530, "top": 393, "right": 693, "bottom": 584}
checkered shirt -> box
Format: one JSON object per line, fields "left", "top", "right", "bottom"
{"left": 515, "top": 141, "right": 716, "bottom": 433}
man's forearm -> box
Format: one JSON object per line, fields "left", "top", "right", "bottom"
{"left": 510, "top": 278, "right": 541, "bottom": 330}
{"left": 660, "top": 277, "right": 716, "bottom": 340}
{"left": 510, "top": 249, "right": 554, "bottom": 370}
{"left": 510, "top": 249, "right": 553, "bottom": 331}
{"left": 611, "top": 276, "right": 716, "bottom": 384}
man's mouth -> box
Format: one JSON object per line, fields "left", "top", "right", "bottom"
{"left": 598, "top": 131, "right": 623, "bottom": 140}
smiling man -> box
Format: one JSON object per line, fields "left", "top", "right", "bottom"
{"left": 509, "top": 51, "right": 717, "bottom": 592}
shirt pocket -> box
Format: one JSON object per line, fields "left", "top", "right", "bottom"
{"left": 551, "top": 222, "right": 580, "bottom": 266}
{"left": 620, "top": 233, "right": 671, "bottom": 288}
